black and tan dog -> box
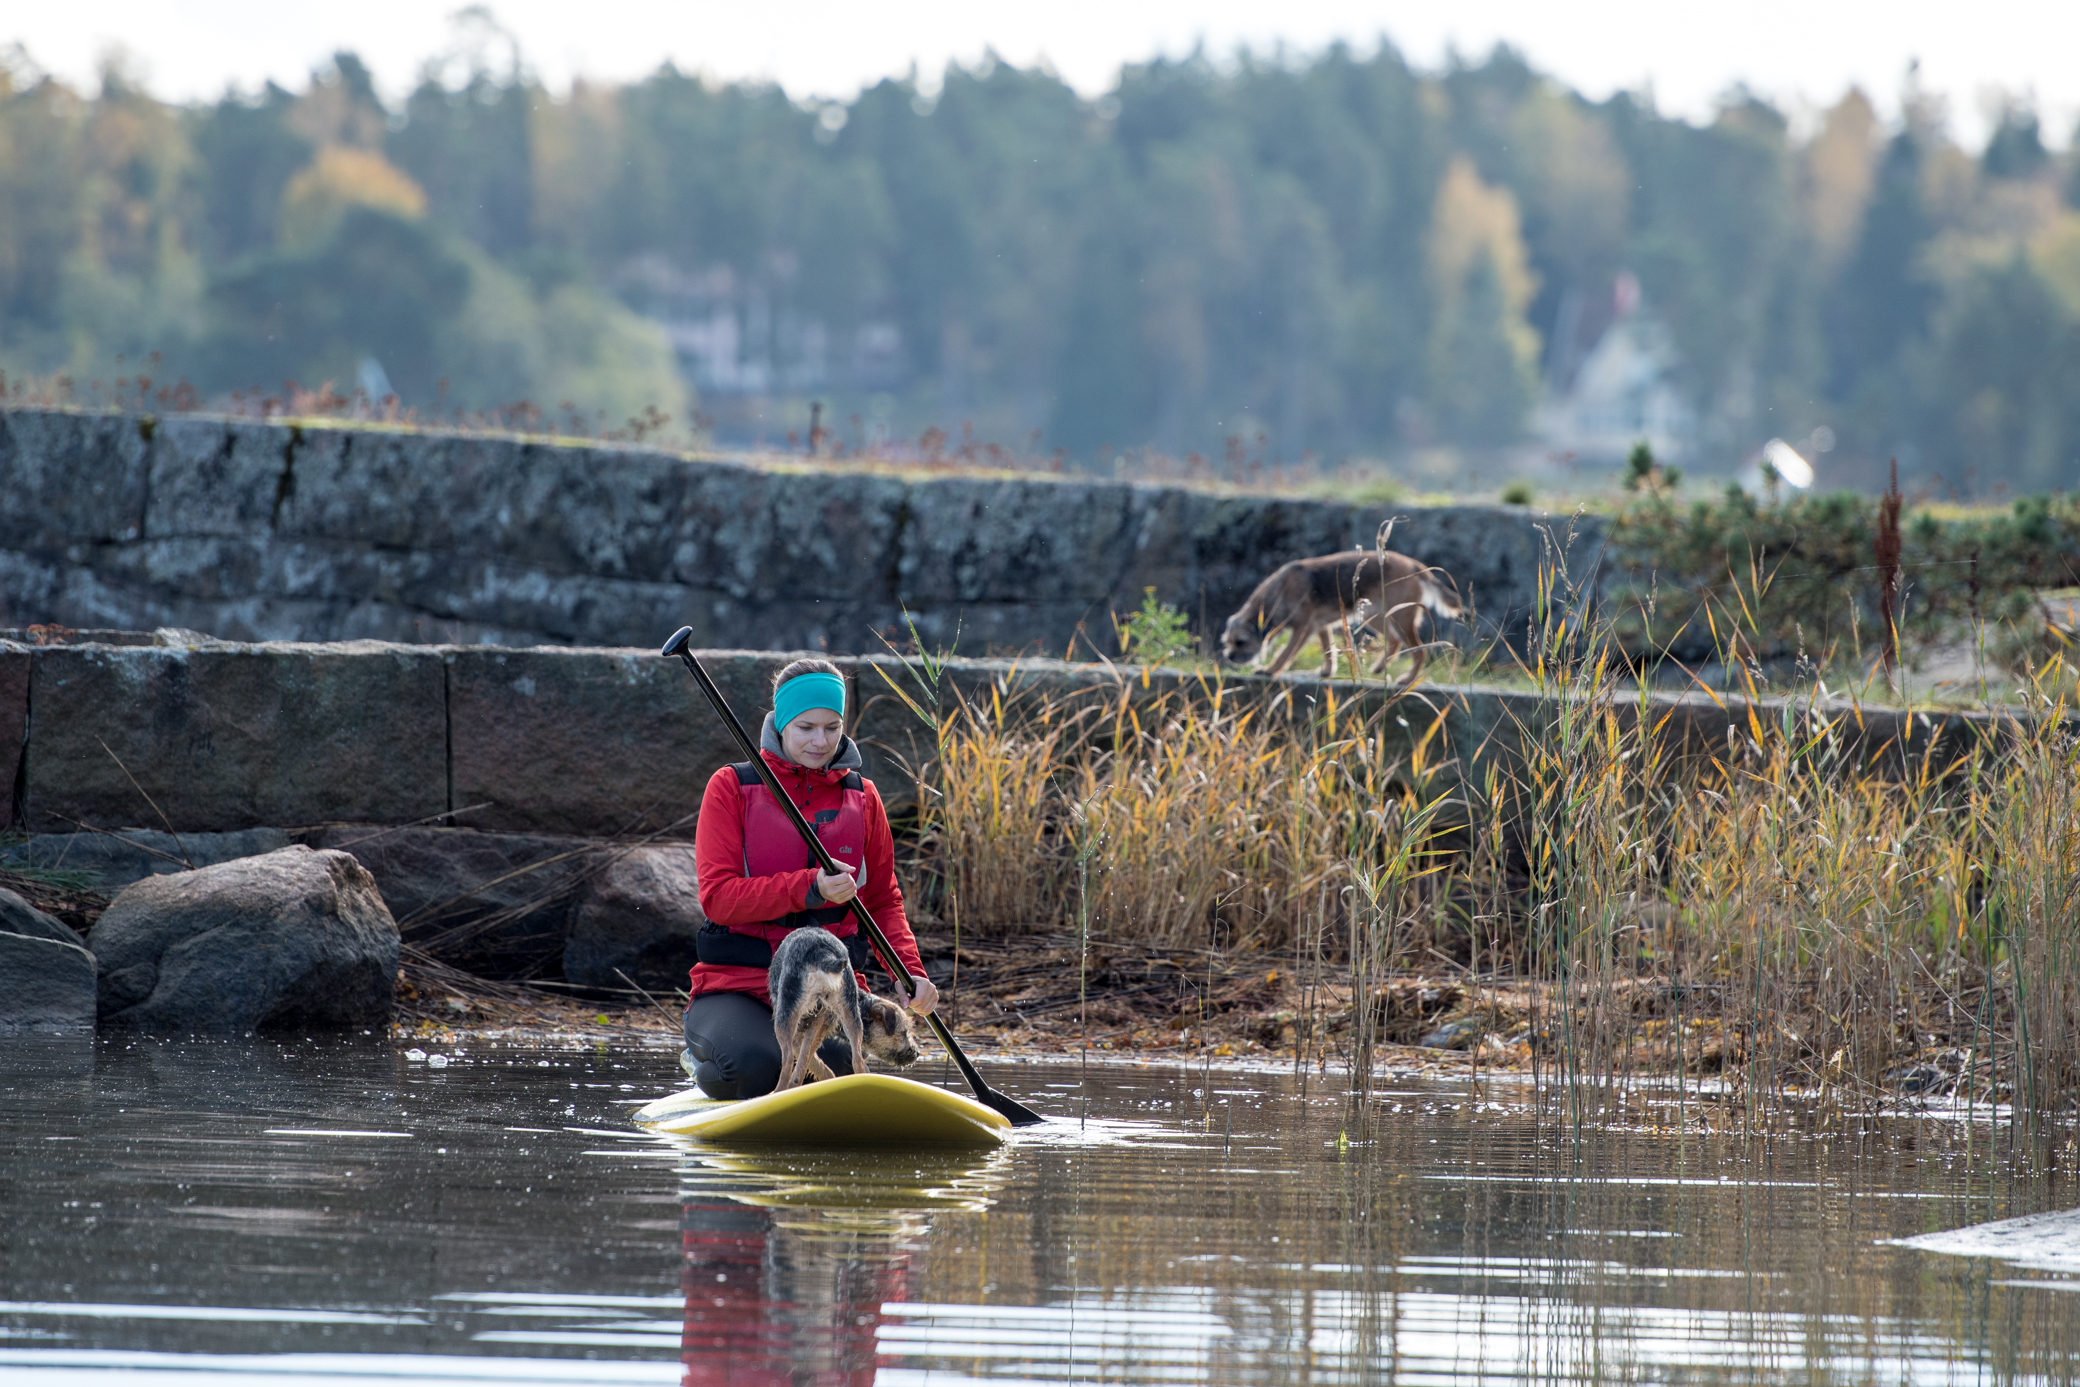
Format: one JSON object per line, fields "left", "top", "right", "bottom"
{"left": 767, "top": 926, "right": 922, "bottom": 1090}
{"left": 1220, "top": 549, "right": 1462, "bottom": 681}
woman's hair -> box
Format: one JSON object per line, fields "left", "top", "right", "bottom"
{"left": 773, "top": 657, "right": 842, "bottom": 692}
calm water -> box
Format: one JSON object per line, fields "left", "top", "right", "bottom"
{"left": 1, "top": 1036, "right": 2075, "bottom": 1385}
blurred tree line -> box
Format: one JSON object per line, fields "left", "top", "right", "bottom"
{"left": 2, "top": 25, "right": 2077, "bottom": 487}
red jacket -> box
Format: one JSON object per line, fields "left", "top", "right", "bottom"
{"left": 689, "top": 747, "right": 923, "bottom": 1006}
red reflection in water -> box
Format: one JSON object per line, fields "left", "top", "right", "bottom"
{"left": 680, "top": 1196, "right": 909, "bottom": 1385}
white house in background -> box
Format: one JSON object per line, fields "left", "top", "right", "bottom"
{"left": 1536, "top": 272, "right": 1696, "bottom": 465}
{"left": 1736, "top": 437, "right": 1816, "bottom": 493}
{"left": 617, "top": 252, "right": 900, "bottom": 400}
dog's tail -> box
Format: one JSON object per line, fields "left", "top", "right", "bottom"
{"left": 1417, "top": 574, "right": 1465, "bottom": 621}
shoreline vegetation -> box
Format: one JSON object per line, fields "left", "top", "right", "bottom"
{"left": 872, "top": 558, "right": 2080, "bottom": 1149}
{"left": 12, "top": 638, "right": 2073, "bottom": 1148}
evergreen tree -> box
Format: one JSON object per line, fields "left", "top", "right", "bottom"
{"left": 1919, "top": 258, "right": 2079, "bottom": 492}
{"left": 0, "top": 34, "right": 2073, "bottom": 491}
{"left": 187, "top": 84, "right": 311, "bottom": 259}
{"left": 1981, "top": 108, "right": 2047, "bottom": 181}
{"left": 1827, "top": 127, "right": 1937, "bottom": 400}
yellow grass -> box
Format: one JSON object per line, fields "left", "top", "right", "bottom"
{"left": 902, "top": 589, "right": 2080, "bottom": 1127}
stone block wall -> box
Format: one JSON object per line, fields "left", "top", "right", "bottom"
{"left": 3, "top": 633, "right": 2049, "bottom": 840}
{"left": 25, "top": 641, "right": 448, "bottom": 832}
{"left": 0, "top": 407, "right": 1603, "bottom": 657}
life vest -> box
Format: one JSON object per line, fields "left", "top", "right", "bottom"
{"left": 693, "top": 761, "right": 872, "bottom": 971}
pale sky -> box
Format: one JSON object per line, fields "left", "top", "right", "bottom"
{"left": 6, "top": 1, "right": 2068, "bottom": 148}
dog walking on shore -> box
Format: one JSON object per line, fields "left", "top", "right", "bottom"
{"left": 1219, "top": 549, "right": 1462, "bottom": 681}
{"left": 768, "top": 926, "right": 922, "bottom": 1090}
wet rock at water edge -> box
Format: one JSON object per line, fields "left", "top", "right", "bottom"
{"left": 564, "top": 844, "right": 705, "bottom": 994}
{"left": 0, "top": 887, "right": 97, "bottom": 1034}
{"left": 1888, "top": 1064, "right": 1946, "bottom": 1094}
{"left": 1884, "top": 1050, "right": 1970, "bottom": 1095}
{"left": 1419, "top": 1015, "right": 1488, "bottom": 1051}
{"left": 88, "top": 845, "right": 399, "bottom": 1035}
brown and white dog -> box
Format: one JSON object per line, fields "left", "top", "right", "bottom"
{"left": 768, "top": 926, "right": 922, "bottom": 1090}
{"left": 1219, "top": 549, "right": 1462, "bottom": 681}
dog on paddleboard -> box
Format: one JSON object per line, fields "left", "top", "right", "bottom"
{"left": 1219, "top": 549, "right": 1462, "bottom": 681}
{"left": 768, "top": 926, "right": 922, "bottom": 1090}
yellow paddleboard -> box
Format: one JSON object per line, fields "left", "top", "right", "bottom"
{"left": 632, "top": 1086, "right": 723, "bottom": 1124}
{"left": 642, "top": 1073, "right": 1011, "bottom": 1148}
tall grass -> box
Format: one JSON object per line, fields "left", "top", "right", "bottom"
{"left": 927, "top": 678, "right": 1450, "bottom": 958}
{"left": 1503, "top": 534, "right": 2080, "bottom": 1131}
{"left": 901, "top": 559, "right": 2080, "bottom": 1130}
{"left": 1979, "top": 695, "right": 2080, "bottom": 1137}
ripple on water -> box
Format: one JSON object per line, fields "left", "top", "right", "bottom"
{"left": 1, "top": 1039, "right": 2076, "bottom": 1384}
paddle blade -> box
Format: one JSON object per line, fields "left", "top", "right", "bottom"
{"left": 917, "top": 1010, "right": 1047, "bottom": 1126}
{"left": 980, "top": 1089, "right": 1047, "bottom": 1127}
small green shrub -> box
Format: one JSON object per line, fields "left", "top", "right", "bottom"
{"left": 1118, "top": 587, "right": 1196, "bottom": 666}
{"left": 1500, "top": 481, "right": 1534, "bottom": 506}
{"left": 1621, "top": 440, "right": 1682, "bottom": 495}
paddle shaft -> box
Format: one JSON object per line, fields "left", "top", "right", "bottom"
{"left": 662, "top": 634, "right": 1042, "bottom": 1126}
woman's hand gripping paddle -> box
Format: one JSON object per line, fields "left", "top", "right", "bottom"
{"left": 661, "top": 628, "right": 1046, "bottom": 1128}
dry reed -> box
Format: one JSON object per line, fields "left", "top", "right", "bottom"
{"left": 899, "top": 562, "right": 2080, "bottom": 1131}
{"left": 924, "top": 678, "right": 1451, "bottom": 960}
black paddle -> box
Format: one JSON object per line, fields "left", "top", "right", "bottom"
{"left": 661, "top": 628, "right": 1046, "bottom": 1127}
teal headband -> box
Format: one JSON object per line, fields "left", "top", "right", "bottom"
{"left": 773, "top": 672, "right": 846, "bottom": 730}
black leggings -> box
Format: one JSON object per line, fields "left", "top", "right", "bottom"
{"left": 682, "top": 990, "right": 856, "bottom": 1100}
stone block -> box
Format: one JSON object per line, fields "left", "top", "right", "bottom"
{"left": 89, "top": 845, "right": 398, "bottom": 1035}
{"left": 146, "top": 416, "right": 285, "bottom": 537}
{"left": 0, "top": 409, "right": 150, "bottom": 551}
{"left": 0, "top": 551, "right": 174, "bottom": 635}
{"left": 447, "top": 646, "right": 787, "bottom": 836}
{"left": 0, "top": 887, "right": 96, "bottom": 1034}
{"left": 267, "top": 425, "right": 430, "bottom": 550}
{"left": 385, "top": 561, "right": 690, "bottom": 649}
{"left": 897, "top": 476, "right": 1135, "bottom": 609}
{"left": 283, "top": 431, "right": 704, "bottom": 581}
{"left": 23, "top": 642, "right": 446, "bottom": 833}
{"left": 747, "top": 472, "right": 910, "bottom": 606}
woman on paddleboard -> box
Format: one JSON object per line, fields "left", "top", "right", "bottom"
{"left": 684, "top": 658, "right": 938, "bottom": 1098}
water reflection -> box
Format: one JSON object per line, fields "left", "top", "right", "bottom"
{"left": 1, "top": 1040, "right": 2075, "bottom": 1384}
{"left": 672, "top": 1146, "right": 1010, "bottom": 1384}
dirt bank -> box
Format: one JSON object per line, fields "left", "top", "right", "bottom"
{"left": 390, "top": 933, "right": 2003, "bottom": 1109}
